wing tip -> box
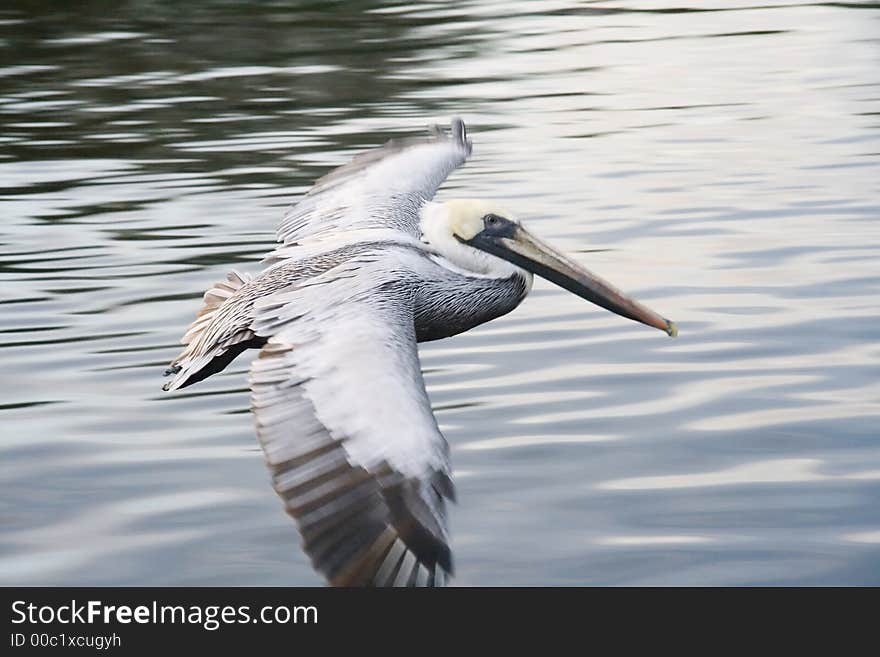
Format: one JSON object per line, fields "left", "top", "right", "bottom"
{"left": 450, "top": 116, "right": 466, "bottom": 141}
{"left": 429, "top": 117, "right": 471, "bottom": 154}
{"left": 450, "top": 116, "right": 471, "bottom": 154}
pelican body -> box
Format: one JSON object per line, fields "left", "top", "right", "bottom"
{"left": 163, "top": 119, "right": 676, "bottom": 587}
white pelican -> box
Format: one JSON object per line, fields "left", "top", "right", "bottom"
{"left": 163, "top": 119, "right": 677, "bottom": 587}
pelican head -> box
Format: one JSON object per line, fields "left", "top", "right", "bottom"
{"left": 421, "top": 199, "right": 678, "bottom": 337}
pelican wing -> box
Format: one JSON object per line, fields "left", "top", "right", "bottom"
{"left": 248, "top": 250, "right": 453, "bottom": 586}
{"left": 275, "top": 118, "right": 471, "bottom": 248}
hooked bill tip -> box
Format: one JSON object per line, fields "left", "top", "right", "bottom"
{"left": 665, "top": 320, "right": 679, "bottom": 338}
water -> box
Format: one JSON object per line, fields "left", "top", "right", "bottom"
{"left": 2, "top": 0, "right": 879, "bottom": 586}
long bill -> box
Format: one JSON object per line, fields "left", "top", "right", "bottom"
{"left": 470, "top": 225, "right": 678, "bottom": 337}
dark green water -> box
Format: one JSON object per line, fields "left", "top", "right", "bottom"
{"left": 2, "top": 0, "right": 879, "bottom": 585}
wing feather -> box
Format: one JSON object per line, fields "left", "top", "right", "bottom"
{"left": 248, "top": 250, "right": 454, "bottom": 586}
{"left": 274, "top": 118, "right": 471, "bottom": 250}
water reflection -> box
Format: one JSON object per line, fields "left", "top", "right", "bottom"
{"left": 1, "top": 0, "right": 878, "bottom": 585}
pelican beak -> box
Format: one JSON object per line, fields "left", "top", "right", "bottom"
{"left": 467, "top": 223, "right": 678, "bottom": 337}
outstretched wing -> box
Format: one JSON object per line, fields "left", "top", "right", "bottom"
{"left": 248, "top": 250, "right": 454, "bottom": 586}
{"left": 275, "top": 118, "right": 471, "bottom": 249}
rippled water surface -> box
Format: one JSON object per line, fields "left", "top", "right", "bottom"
{"left": 2, "top": 1, "right": 879, "bottom": 585}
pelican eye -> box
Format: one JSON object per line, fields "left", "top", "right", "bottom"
{"left": 477, "top": 213, "right": 516, "bottom": 240}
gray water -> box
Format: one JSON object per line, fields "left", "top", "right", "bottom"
{"left": 2, "top": 0, "right": 879, "bottom": 586}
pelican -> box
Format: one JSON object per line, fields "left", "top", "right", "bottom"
{"left": 163, "top": 118, "right": 677, "bottom": 587}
